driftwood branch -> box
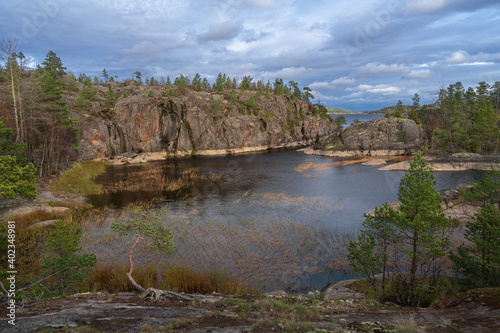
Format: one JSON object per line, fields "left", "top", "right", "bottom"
{"left": 17, "top": 272, "right": 58, "bottom": 293}
{"left": 142, "top": 287, "right": 193, "bottom": 302}
{"left": 0, "top": 281, "right": 8, "bottom": 295}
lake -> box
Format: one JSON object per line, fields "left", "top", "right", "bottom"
{"left": 329, "top": 113, "right": 383, "bottom": 126}
{"left": 87, "top": 149, "right": 484, "bottom": 293}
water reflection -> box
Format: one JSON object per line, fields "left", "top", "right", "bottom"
{"left": 86, "top": 150, "right": 486, "bottom": 292}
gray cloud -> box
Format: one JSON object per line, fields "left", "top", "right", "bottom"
{"left": 0, "top": 0, "right": 498, "bottom": 110}
{"left": 197, "top": 21, "right": 243, "bottom": 42}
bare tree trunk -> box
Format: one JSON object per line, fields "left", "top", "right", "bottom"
{"left": 9, "top": 64, "right": 19, "bottom": 141}
{"left": 1, "top": 37, "right": 20, "bottom": 141}
{"left": 127, "top": 234, "right": 146, "bottom": 293}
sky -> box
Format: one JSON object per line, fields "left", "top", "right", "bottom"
{"left": 1, "top": 0, "right": 500, "bottom": 111}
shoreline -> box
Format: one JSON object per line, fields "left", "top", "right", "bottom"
{"left": 102, "top": 141, "right": 313, "bottom": 165}
{"left": 299, "top": 145, "right": 418, "bottom": 157}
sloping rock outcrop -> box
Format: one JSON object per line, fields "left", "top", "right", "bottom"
{"left": 69, "top": 83, "right": 338, "bottom": 160}
{"left": 306, "top": 117, "right": 423, "bottom": 157}
{"left": 379, "top": 153, "right": 500, "bottom": 171}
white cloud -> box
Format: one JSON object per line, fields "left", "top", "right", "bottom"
{"left": 309, "top": 77, "right": 355, "bottom": 90}
{"left": 358, "top": 63, "right": 411, "bottom": 75}
{"left": 260, "top": 67, "right": 308, "bottom": 80}
{"left": 445, "top": 50, "right": 469, "bottom": 64}
{"left": 404, "top": 0, "right": 448, "bottom": 15}
{"left": 445, "top": 50, "right": 500, "bottom": 65}
{"left": 404, "top": 69, "right": 432, "bottom": 79}
{"left": 347, "top": 84, "right": 401, "bottom": 95}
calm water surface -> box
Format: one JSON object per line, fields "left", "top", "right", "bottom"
{"left": 89, "top": 150, "right": 484, "bottom": 292}
{"left": 91, "top": 150, "right": 482, "bottom": 231}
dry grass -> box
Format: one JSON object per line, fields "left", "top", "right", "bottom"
{"left": 84, "top": 263, "right": 255, "bottom": 295}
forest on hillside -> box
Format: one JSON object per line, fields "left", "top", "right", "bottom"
{"left": 0, "top": 39, "right": 327, "bottom": 183}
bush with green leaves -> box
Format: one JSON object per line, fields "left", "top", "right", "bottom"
{"left": 0, "top": 121, "right": 38, "bottom": 196}
{"left": 0, "top": 155, "right": 36, "bottom": 199}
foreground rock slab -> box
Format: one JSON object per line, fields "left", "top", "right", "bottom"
{"left": 1, "top": 289, "right": 498, "bottom": 333}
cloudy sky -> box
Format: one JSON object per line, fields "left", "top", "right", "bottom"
{"left": 2, "top": 0, "right": 499, "bottom": 110}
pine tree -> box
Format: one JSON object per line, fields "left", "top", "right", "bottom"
{"left": 394, "top": 151, "right": 451, "bottom": 294}
{"left": 450, "top": 167, "right": 500, "bottom": 288}
{"left": 348, "top": 151, "right": 452, "bottom": 306}
{"left": 41, "top": 50, "right": 66, "bottom": 78}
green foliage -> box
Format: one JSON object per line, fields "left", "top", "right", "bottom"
{"left": 210, "top": 99, "right": 223, "bottom": 118}
{"left": 408, "top": 109, "right": 419, "bottom": 124}
{"left": 450, "top": 167, "right": 500, "bottom": 288}
{"left": 106, "top": 89, "right": 116, "bottom": 104}
{"left": 335, "top": 115, "right": 346, "bottom": 127}
{"left": 81, "top": 76, "right": 98, "bottom": 101}
{"left": 435, "top": 81, "right": 500, "bottom": 153}
{"left": 245, "top": 96, "right": 257, "bottom": 114}
{"left": 111, "top": 207, "right": 176, "bottom": 259}
{"left": 0, "top": 155, "right": 37, "bottom": 199}
{"left": 348, "top": 203, "right": 396, "bottom": 297}
{"left": 42, "top": 220, "right": 97, "bottom": 293}
{"left": 401, "top": 129, "right": 409, "bottom": 144}
{"left": 101, "top": 68, "right": 109, "bottom": 83}
{"left": 240, "top": 75, "right": 253, "bottom": 90}
{"left": 41, "top": 50, "right": 66, "bottom": 77}
{"left": 412, "top": 93, "right": 420, "bottom": 108}
{"left": 352, "top": 118, "right": 361, "bottom": 125}
{"left": 215, "top": 72, "right": 225, "bottom": 92}
{"left": 348, "top": 152, "right": 451, "bottom": 306}
{"left": 174, "top": 74, "right": 190, "bottom": 94}
{"left": 0, "top": 118, "right": 28, "bottom": 164}
{"left": 75, "top": 94, "right": 89, "bottom": 108}
{"left": 395, "top": 151, "right": 450, "bottom": 279}
{"left": 134, "top": 71, "right": 142, "bottom": 85}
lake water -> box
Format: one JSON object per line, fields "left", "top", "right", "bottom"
{"left": 329, "top": 113, "right": 383, "bottom": 126}
{"left": 88, "top": 149, "right": 484, "bottom": 293}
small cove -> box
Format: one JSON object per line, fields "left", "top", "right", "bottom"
{"left": 86, "top": 149, "right": 485, "bottom": 292}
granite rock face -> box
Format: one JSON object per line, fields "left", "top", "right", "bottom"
{"left": 316, "top": 117, "right": 424, "bottom": 156}
{"left": 72, "top": 83, "right": 338, "bottom": 160}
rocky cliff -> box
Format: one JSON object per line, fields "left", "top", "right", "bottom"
{"left": 307, "top": 117, "right": 423, "bottom": 157}
{"left": 66, "top": 81, "right": 337, "bottom": 160}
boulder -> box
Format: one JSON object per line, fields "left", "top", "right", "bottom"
{"left": 315, "top": 117, "right": 423, "bottom": 156}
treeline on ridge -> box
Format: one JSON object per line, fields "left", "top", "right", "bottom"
{"left": 0, "top": 40, "right": 328, "bottom": 182}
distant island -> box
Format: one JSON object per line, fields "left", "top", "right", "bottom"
{"left": 326, "top": 107, "right": 365, "bottom": 114}
{"left": 327, "top": 105, "right": 415, "bottom": 114}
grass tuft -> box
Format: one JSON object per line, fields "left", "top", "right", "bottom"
{"left": 51, "top": 160, "right": 108, "bottom": 196}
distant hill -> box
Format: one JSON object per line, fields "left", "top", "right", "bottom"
{"left": 326, "top": 107, "right": 366, "bottom": 114}
{"left": 366, "top": 105, "right": 413, "bottom": 115}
